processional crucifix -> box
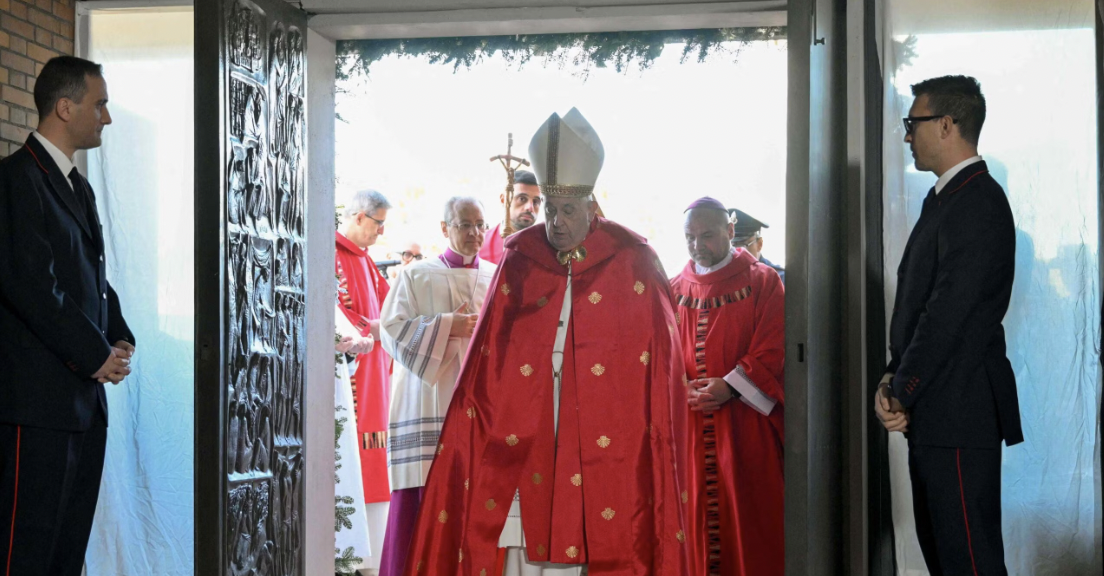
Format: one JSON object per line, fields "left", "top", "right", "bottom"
{"left": 490, "top": 133, "right": 531, "bottom": 238}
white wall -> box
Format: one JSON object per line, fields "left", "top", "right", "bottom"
{"left": 82, "top": 8, "right": 196, "bottom": 575}
{"left": 306, "top": 27, "right": 338, "bottom": 576}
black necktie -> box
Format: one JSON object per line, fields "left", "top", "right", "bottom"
{"left": 918, "top": 186, "right": 936, "bottom": 218}
{"left": 67, "top": 168, "right": 99, "bottom": 237}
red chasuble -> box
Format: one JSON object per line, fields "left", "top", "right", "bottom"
{"left": 336, "top": 231, "right": 392, "bottom": 504}
{"left": 402, "top": 218, "right": 689, "bottom": 576}
{"left": 670, "top": 249, "right": 785, "bottom": 576}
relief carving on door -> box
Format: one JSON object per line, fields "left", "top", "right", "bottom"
{"left": 224, "top": 1, "right": 306, "bottom": 574}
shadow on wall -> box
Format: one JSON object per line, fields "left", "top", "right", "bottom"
{"left": 88, "top": 99, "right": 196, "bottom": 576}
{"left": 991, "top": 157, "right": 1102, "bottom": 574}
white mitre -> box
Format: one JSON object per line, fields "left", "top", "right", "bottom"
{"left": 527, "top": 107, "right": 605, "bottom": 198}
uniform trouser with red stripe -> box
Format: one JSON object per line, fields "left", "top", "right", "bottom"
{"left": 908, "top": 443, "right": 1007, "bottom": 576}
{"left": 0, "top": 421, "right": 107, "bottom": 576}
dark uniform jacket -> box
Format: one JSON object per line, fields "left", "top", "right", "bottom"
{"left": 887, "top": 160, "right": 1022, "bottom": 448}
{"left": 759, "top": 255, "right": 785, "bottom": 285}
{"left": 0, "top": 134, "right": 134, "bottom": 431}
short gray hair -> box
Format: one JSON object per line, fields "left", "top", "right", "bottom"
{"left": 343, "top": 189, "right": 391, "bottom": 219}
{"left": 442, "top": 196, "right": 484, "bottom": 223}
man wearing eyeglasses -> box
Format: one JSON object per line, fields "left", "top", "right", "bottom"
{"left": 377, "top": 196, "right": 496, "bottom": 576}
{"left": 388, "top": 242, "right": 424, "bottom": 281}
{"left": 877, "top": 75, "right": 1021, "bottom": 576}
{"left": 400, "top": 243, "right": 424, "bottom": 265}
{"left": 479, "top": 169, "right": 543, "bottom": 264}
{"left": 336, "top": 189, "right": 395, "bottom": 566}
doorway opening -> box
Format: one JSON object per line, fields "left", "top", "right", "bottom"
{"left": 335, "top": 37, "right": 788, "bottom": 274}
{"left": 333, "top": 32, "right": 789, "bottom": 575}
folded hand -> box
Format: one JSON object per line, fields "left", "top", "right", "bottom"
{"left": 874, "top": 383, "right": 909, "bottom": 433}
{"left": 94, "top": 344, "right": 134, "bottom": 385}
{"left": 348, "top": 334, "right": 374, "bottom": 355}
{"left": 687, "top": 377, "right": 734, "bottom": 412}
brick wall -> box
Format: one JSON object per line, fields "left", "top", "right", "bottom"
{"left": 0, "top": 0, "right": 75, "bottom": 158}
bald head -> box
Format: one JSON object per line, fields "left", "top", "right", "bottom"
{"left": 687, "top": 207, "right": 730, "bottom": 228}
{"left": 684, "top": 208, "right": 734, "bottom": 268}
{"left": 397, "top": 241, "right": 422, "bottom": 265}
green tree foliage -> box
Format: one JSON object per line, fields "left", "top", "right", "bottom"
{"left": 337, "top": 28, "right": 786, "bottom": 80}
{"left": 335, "top": 411, "right": 348, "bottom": 483}
{"left": 335, "top": 546, "right": 364, "bottom": 576}
{"left": 335, "top": 495, "right": 356, "bottom": 531}
{"left": 334, "top": 407, "right": 363, "bottom": 572}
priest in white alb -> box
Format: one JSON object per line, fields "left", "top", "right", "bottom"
{"left": 377, "top": 196, "right": 497, "bottom": 576}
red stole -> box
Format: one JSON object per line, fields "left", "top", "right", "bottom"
{"left": 336, "top": 231, "right": 392, "bottom": 504}
{"left": 402, "top": 218, "right": 689, "bottom": 576}
{"left": 670, "top": 250, "right": 785, "bottom": 576}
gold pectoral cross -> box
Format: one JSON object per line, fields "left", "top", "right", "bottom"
{"left": 556, "top": 246, "right": 587, "bottom": 266}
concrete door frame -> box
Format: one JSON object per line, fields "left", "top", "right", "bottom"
{"left": 309, "top": 1, "right": 787, "bottom": 40}
{"left": 82, "top": 2, "right": 889, "bottom": 575}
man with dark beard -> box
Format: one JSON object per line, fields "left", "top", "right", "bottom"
{"left": 479, "top": 169, "right": 543, "bottom": 264}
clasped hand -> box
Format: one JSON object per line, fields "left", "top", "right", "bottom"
{"left": 687, "top": 377, "right": 735, "bottom": 412}
{"left": 93, "top": 341, "right": 135, "bottom": 385}
{"left": 874, "top": 376, "right": 909, "bottom": 433}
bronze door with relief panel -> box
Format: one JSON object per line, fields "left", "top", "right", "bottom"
{"left": 196, "top": 1, "right": 308, "bottom": 574}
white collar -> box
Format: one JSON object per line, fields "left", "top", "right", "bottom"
{"left": 934, "top": 155, "right": 982, "bottom": 194}
{"left": 32, "top": 132, "right": 77, "bottom": 184}
{"left": 694, "top": 247, "right": 734, "bottom": 275}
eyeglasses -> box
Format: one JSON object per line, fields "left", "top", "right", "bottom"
{"left": 449, "top": 222, "right": 489, "bottom": 234}
{"left": 401, "top": 251, "right": 423, "bottom": 261}
{"left": 363, "top": 212, "right": 385, "bottom": 227}
{"left": 902, "top": 115, "right": 957, "bottom": 135}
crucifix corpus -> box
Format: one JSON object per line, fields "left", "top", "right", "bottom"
{"left": 490, "top": 133, "right": 531, "bottom": 238}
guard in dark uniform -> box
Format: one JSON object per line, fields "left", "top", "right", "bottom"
{"left": 728, "top": 208, "right": 784, "bottom": 284}
{"left": 0, "top": 57, "right": 134, "bottom": 576}
{"left": 876, "top": 75, "right": 1020, "bottom": 576}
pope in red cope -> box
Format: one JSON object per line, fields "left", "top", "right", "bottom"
{"left": 336, "top": 189, "right": 394, "bottom": 506}
{"left": 670, "top": 197, "right": 785, "bottom": 576}
{"left": 402, "top": 108, "right": 689, "bottom": 576}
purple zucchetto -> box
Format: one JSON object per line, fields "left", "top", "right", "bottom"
{"left": 684, "top": 196, "right": 728, "bottom": 213}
